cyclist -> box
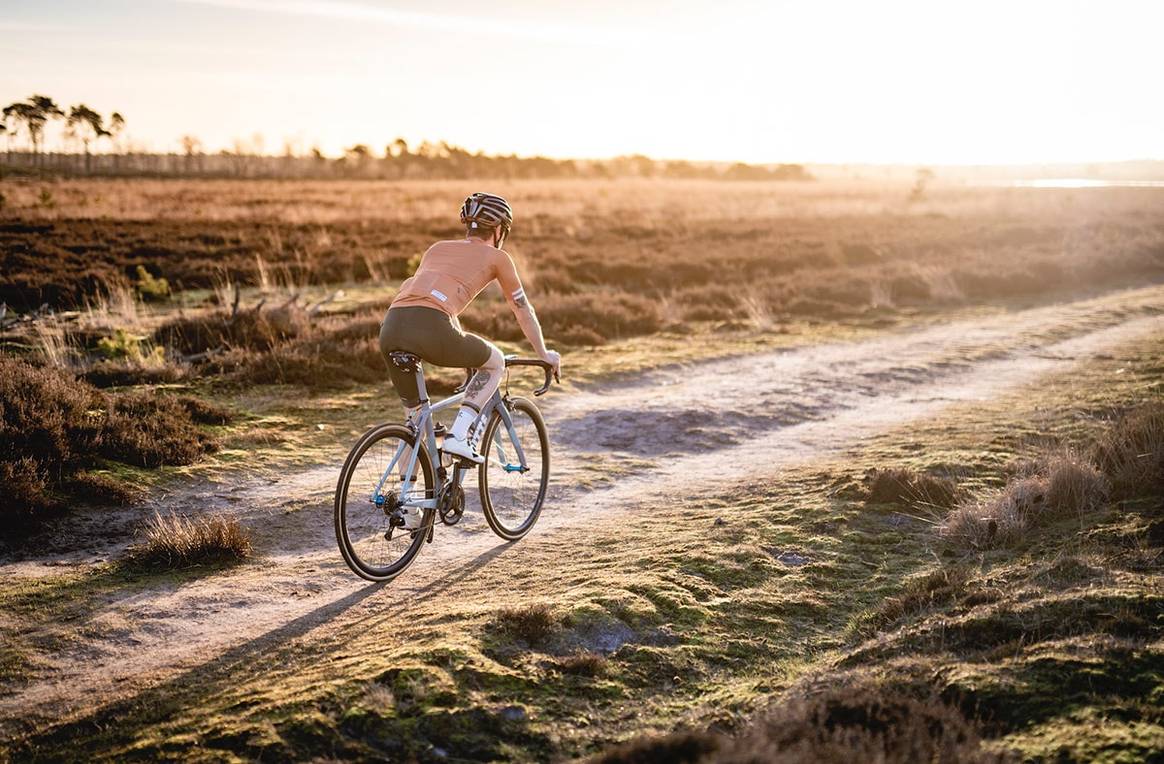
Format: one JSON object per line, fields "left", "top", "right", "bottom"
{"left": 379, "top": 192, "right": 561, "bottom": 465}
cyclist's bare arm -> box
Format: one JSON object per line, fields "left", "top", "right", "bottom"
{"left": 495, "top": 251, "right": 560, "bottom": 372}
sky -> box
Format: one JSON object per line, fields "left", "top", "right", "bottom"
{"left": 1, "top": 0, "right": 1161, "bottom": 164}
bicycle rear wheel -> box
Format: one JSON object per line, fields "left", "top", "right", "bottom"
{"left": 478, "top": 397, "right": 550, "bottom": 541}
{"left": 335, "top": 423, "right": 435, "bottom": 581}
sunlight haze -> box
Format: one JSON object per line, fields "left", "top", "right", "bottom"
{"left": 1, "top": 0, "right": 1161, "bottom": 163}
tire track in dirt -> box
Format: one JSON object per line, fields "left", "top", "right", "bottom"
{"left": 3, "top": 285, "right": 1163, "bottom": 733}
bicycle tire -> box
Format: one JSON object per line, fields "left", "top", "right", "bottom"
{"left": 335, "top": 423, "right": 435, "bottom": 582}
{"left": 478, "top": 397, "right": 550, "bottom": 541}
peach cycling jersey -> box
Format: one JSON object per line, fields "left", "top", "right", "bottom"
{"left": 391, "top": 238, "right": 526, "bottom": 316}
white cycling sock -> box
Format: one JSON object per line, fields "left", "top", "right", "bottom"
{"left": 449, "top": 407, "right": 478, "bottom": 441}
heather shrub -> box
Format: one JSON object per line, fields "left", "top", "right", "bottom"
{"left": 888, "top": 272, "right": 932, "bottom": 303}
{"left": 226, "top": 335, "right": 385, "bottom": 390}
{"left": 0, "top": 357, "right": 222, "bottom": 533}
{"left": 82, "top": 358, "right": 186, "bottom": 388}
{"left": 100, "top": 392, "right": 215, "bottom": 467}
{"left": 717, "top": 684, "right": 1006, "bottom": 763}
{"left": 155, "top": 306, "right": 306, "bottom": 355}
{"left": 538, "top": 291, "right": 663, "bottom": 340}
{"left": 462, "top": 289, "right": 663, "bottom": 344}
{"left": 593, "top": 731, "right": 720, "bottom": 764}
{"left": 595, "top": 683, "right": 1005, "bottom": 763}
{"left": 841, "top": 243, "right": 883, "bottom": 265}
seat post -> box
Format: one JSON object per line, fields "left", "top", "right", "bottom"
{"left": 414, "top": 365, "right": 429, "bottom": 405}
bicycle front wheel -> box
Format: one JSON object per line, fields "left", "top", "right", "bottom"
{"left": 478, "top": 397, "right": 550, "bottom": 541}
{"left": 335, "top": 423, "right": 435, "bottom": 582}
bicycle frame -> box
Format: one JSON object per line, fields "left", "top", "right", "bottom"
{"left": 372, "top": 366, "right": 530, "bottom": 513}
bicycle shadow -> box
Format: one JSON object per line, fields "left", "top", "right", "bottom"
{"left": 14, "top": 541, "right": 518, "bottom": 754}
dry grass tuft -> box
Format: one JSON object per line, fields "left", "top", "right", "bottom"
{"left": 362, "top": 682, "right": 396, "bottom": 711}
{"left": 556, "top": 651, "right": 607, "bottom": 677}
{"left": 1093, "top": 402, "right": 1164, "bottom": 499}
{"left": 126, "top": 511, "right": 253, "bottom": 569}
{"left": 866, "top": 468, "right": 959, "bottom": 509}
{"left": 493, "top": 603, "right": 557, "bottom": 646}
{"left": 1043, "top": 450, "right": 1110, "bottom": 515}
{"left": 940, "top": 449, "right": 1109, "bottom": 553}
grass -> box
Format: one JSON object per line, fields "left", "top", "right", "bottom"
{"left": 865, "top": 467, "right": 960, "bottom": 509}
{"left": 940, "top": 446, "right": 1114, "bottom": 553}
{"left": 124, "top": 511, "right": 253, "bottom": 569}
{"left": 6, "top": 329, "right": 1160, "bottom": 761}
{"left": 2, "top": 178, "right": 1164, "bottom": 760}
{"left": 1093, "top": 401, "right": 1164, "bottom": 499}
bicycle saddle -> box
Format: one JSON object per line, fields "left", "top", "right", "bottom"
{"left": 388, "top": 351, "right": 421, "bottom": 372}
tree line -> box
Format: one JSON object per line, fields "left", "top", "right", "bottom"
{"left": 2, "top": 94, "right": 125, "bottom": 172}
{"left": 1, "top": 92, "right": 811, "bottom": 182}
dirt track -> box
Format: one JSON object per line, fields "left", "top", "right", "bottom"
{"left": 3, "top": 284, "right": 1163, "bottom": 736}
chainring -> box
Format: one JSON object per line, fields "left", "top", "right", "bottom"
{"left": 438, "top": 483, "right": 465, "bottom": 525}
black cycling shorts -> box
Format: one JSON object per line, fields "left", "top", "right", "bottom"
{"left": 379, "top": 306, "right": 492, "bottom": 406}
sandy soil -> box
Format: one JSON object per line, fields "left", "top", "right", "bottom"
{"left": 2, "top": 284, "right": 1163, "bottom": 735}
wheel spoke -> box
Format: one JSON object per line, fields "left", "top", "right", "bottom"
{"left": 479, "top": 400, "right": 549, "bottom": 540}
{"left": 336, "top": 426, "right": 431, "bottom": 580}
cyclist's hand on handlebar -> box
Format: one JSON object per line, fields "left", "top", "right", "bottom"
{"left": 541, "top": 349, "right": 561, "bottom": 378}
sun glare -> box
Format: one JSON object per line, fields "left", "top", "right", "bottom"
{"left": 0, "top": 0, "right": 1161, "bottom": 163}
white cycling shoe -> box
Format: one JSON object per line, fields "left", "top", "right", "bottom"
{"left": 442, "top": 433, "right": 484, "bottom": 464}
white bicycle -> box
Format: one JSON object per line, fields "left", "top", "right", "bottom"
{"left": 334, "top": 353, "right": 557, "bottom": 582}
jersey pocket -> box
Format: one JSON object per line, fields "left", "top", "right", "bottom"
{"left": 406, "top": 272, "right": 446, "bottom": 302}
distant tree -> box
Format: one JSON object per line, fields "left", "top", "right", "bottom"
{"left": 108, "top": 112, "right": 126, "bottom": 157}
{"left": 179, "top": 135, "right": 202, "bottom": 156}
{"left": 344, "top": 144, "right": 373, "bottom": 177}
{"left": 29, "top": 95, "right": 64, "bottom": 159}
{"left": 388, "top": 137, "right": 409, "bottom": 157}
{"left": 66, "top": 104, "right": 110, "bottom": 172}
{"left": 3, "top": 95, "right": 64, "bottom": 158}
{"left": 179, "top": 135, "right": 203, "bottom": 174}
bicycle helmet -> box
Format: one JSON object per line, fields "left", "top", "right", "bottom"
{"left": 460, "top": 192, "right": 513, "bottom": 243}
